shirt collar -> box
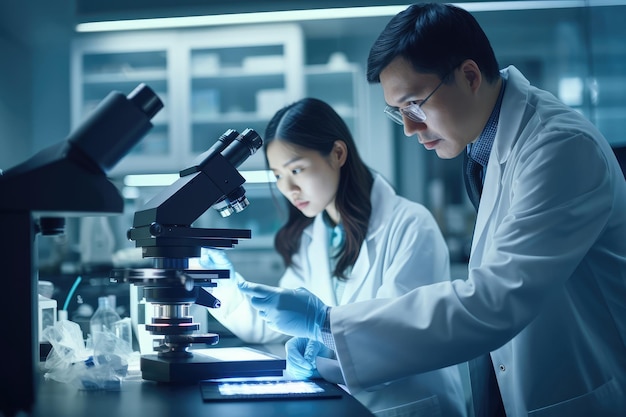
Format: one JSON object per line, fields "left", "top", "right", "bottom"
{"left": 467, "top": 78, "right": 506, "bottom": 167}
{"left": 322, "top": 211, "right": 344, "bottom": 250}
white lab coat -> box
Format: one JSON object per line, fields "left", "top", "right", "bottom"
{"left": 330, "top": 66, "right": 626, "bottom": 417}
{"left": 209, "top": 174, "right": 468, "bottom": 417}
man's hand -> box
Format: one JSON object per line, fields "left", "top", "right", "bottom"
{"left": 285, "top": 337, "right": 335, "bottom": 380}
{"left": 238, "top": 281, "right": 328, "bottom": 340}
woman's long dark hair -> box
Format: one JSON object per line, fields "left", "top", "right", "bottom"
{"left": 264, "top": 98, "right": 374, "bottom": 280}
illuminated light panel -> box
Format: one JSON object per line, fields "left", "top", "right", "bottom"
{"left": 76, "top": 1, "right": 624, "bottom": 33}
{"left": 124, "top": 170, "right": 275, "bottom": 187}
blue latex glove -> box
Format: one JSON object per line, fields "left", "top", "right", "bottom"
{"left": 238, "top": 281, "right": 328, "bottom": 341}
{"left": 285, "top": 337, "right": 335, "bottom": 380}
{"left": 199, "top": 247, "right": 235, "bottom": 279}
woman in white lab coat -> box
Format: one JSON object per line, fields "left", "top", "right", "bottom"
{"left": 206, "top": 98, "right": 468, "bottom": 417}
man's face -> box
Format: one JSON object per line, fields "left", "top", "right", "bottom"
{"left": 380, "top": 56, "right": 478, "bottom": 159}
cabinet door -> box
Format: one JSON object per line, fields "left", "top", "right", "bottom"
{"left": 71, "top": 32, "right": 182, "bottom": 175}
{"left": 305, "top": 63, "right": 364, "bottom": 139}
{"left": 184, "top": 24, "right": 304, "bottom": 171}
{"left": 71, "top": 24, "right": 304, "bottom": 175}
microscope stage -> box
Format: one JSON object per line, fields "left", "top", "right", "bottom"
{"left": 140, "top": 347, "right": 286, "bottom": 383}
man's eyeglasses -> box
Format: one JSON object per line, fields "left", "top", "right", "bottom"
{"left": 384, "top": 71, "right": 451, "bottom": 125}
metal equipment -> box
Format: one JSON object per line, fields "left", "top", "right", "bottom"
{"left": 111, "top": 128, "right": 285, "bottom": 383}
{"left": 0, "top": 84, "right": 163, "bottom": 417}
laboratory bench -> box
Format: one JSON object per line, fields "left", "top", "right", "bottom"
{"left": 33, "top": 374, "right": 374, "bottom": 417}
{"left": 31, "top": 339, "right": 374, "bottom": 417}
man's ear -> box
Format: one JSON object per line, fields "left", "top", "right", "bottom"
{"left": 460, "top": 59, "right": 482, "bottom": 93}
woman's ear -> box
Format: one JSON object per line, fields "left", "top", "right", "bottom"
{"left": 333, "top": 140, "right": 348, "bottom": 167}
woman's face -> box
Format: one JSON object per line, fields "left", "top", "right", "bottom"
{"left": 266, "top": 139, "right": 346, "bottom": 224}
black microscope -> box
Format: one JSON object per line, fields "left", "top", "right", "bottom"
{"left": 0, "top": 83, "right": 163, "bottom": 416}
{"left": 111, "top": 127, "right": 284, "bottom": 383}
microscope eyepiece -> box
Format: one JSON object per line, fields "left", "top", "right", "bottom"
{"left": 128, "top": 83, "right": 163, "bottom": 119}
{"left": 238, "top": 128, "right": 264, "bottom": 153}
{"left": 221, "top": 128, "right": 263, "bottom": 168}
{"left": 68, "top": 83, "right": 164, "bottom": 173}
{"left": 208, "top": 128, "right": 262, "bottom": 217}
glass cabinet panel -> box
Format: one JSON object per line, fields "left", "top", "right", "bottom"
{"left": 71, "top": 24, "right": 304, "bottom": 175}
{"left": 81, "top": 51, "right": 170, "bottom": 157}
{"left": 189, "top": 45, "right": 288, "bottom": 155}
{"left": 305, "top": 64, "right": 362, "bottom": 136}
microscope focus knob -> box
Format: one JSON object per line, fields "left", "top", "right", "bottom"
{"left": 149, "top": 222, "right": 163, "bottom": 236}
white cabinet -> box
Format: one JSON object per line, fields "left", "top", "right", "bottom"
{"left": 304, "top": 61, "right": 364, "bottom": 139}
{"left": 303, "top": 59, "right": 392, "bottom": 181}
{"left": 71, "top": 24, "right": 304, "bottom": 175}
{"left": 71, "top": 32, "right": 175, "bottom": 174}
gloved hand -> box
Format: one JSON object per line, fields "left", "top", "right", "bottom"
{"left": 285, "top": 337, "right": 335, "bottom": 380}
{"left": 238, "top": 281, "right": 328, "bottom": 341}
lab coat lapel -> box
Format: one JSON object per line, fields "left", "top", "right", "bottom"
{"left": 308, "top": 215, "right": 339, "bottom": 306}
{"left": 471, "top": 66, "right": 528, "bottom": 260}
{"left": 341, "top": 240, "right": 371, "bottom": 304}
{"left": 340, "top": 177, "right": 392, "bottom": 304}
{"left": 471, "top": 159, "right": 501, "bottom": 259}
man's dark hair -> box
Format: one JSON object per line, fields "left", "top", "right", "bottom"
{"left": 367, "top": 3, "right": 500, "bottom": 83}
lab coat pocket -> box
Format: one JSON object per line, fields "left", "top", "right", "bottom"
{"left": 527, "top": 377, "right": 624, "bottom": 417}
{"left": 373, "top": 395, "right": 442, "bottom": 417}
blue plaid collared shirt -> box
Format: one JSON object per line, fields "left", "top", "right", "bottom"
{"left": 467, "top": 78, "right": 506, "bottom": 183}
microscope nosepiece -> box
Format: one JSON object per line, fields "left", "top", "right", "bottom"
{"left": 212, "top": 186, "right": 250, "bottom": 217}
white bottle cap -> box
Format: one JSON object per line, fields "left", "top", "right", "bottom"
{"left": 58, "top": 310, "right": 68, "bottom": 321}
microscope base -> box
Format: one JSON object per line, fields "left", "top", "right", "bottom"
{"left": 140, "top": 348, "right": 286, "bottom": 383}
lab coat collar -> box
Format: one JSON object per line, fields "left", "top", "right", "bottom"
{"left": 492, "top": 66, "right": 530, "bottom": 165}
{"left": 471, "top": 66, "right": 531, "bottom": 257}
{"left": 301, "top": 174, "right": 395, "bottom": 304}
{"left": 365, "top": 174, "right": 398, "bottom": 240}
{"left": 342, "top": 174, "right": 398, "bottom": 302}
{"left": 306, "top": 215, "right": 338, "bottom": 305}
{"left": 302, "top": 173, "right": 394, "bottom": 242}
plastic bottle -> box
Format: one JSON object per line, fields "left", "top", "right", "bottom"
{"left": 80, "top": 216, "right": 115, "bottom": 267}
{"left": 90, "top": 296, "right": 121, "bottom": 344}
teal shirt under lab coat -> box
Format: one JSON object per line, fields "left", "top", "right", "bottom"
{"left": 208, "top": 174, "right": 468, "bottom": 417}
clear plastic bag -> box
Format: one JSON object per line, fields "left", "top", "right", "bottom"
{"left": 42, "top": 318, "right": 133, "bottom": 391}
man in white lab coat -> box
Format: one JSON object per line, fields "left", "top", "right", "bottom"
{"left": 239, "top": 3, "right": 626, "bottom": 416}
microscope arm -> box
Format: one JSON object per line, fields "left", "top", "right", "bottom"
{"left": 128, "top": 128, "right": 262, "bottom": 261}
